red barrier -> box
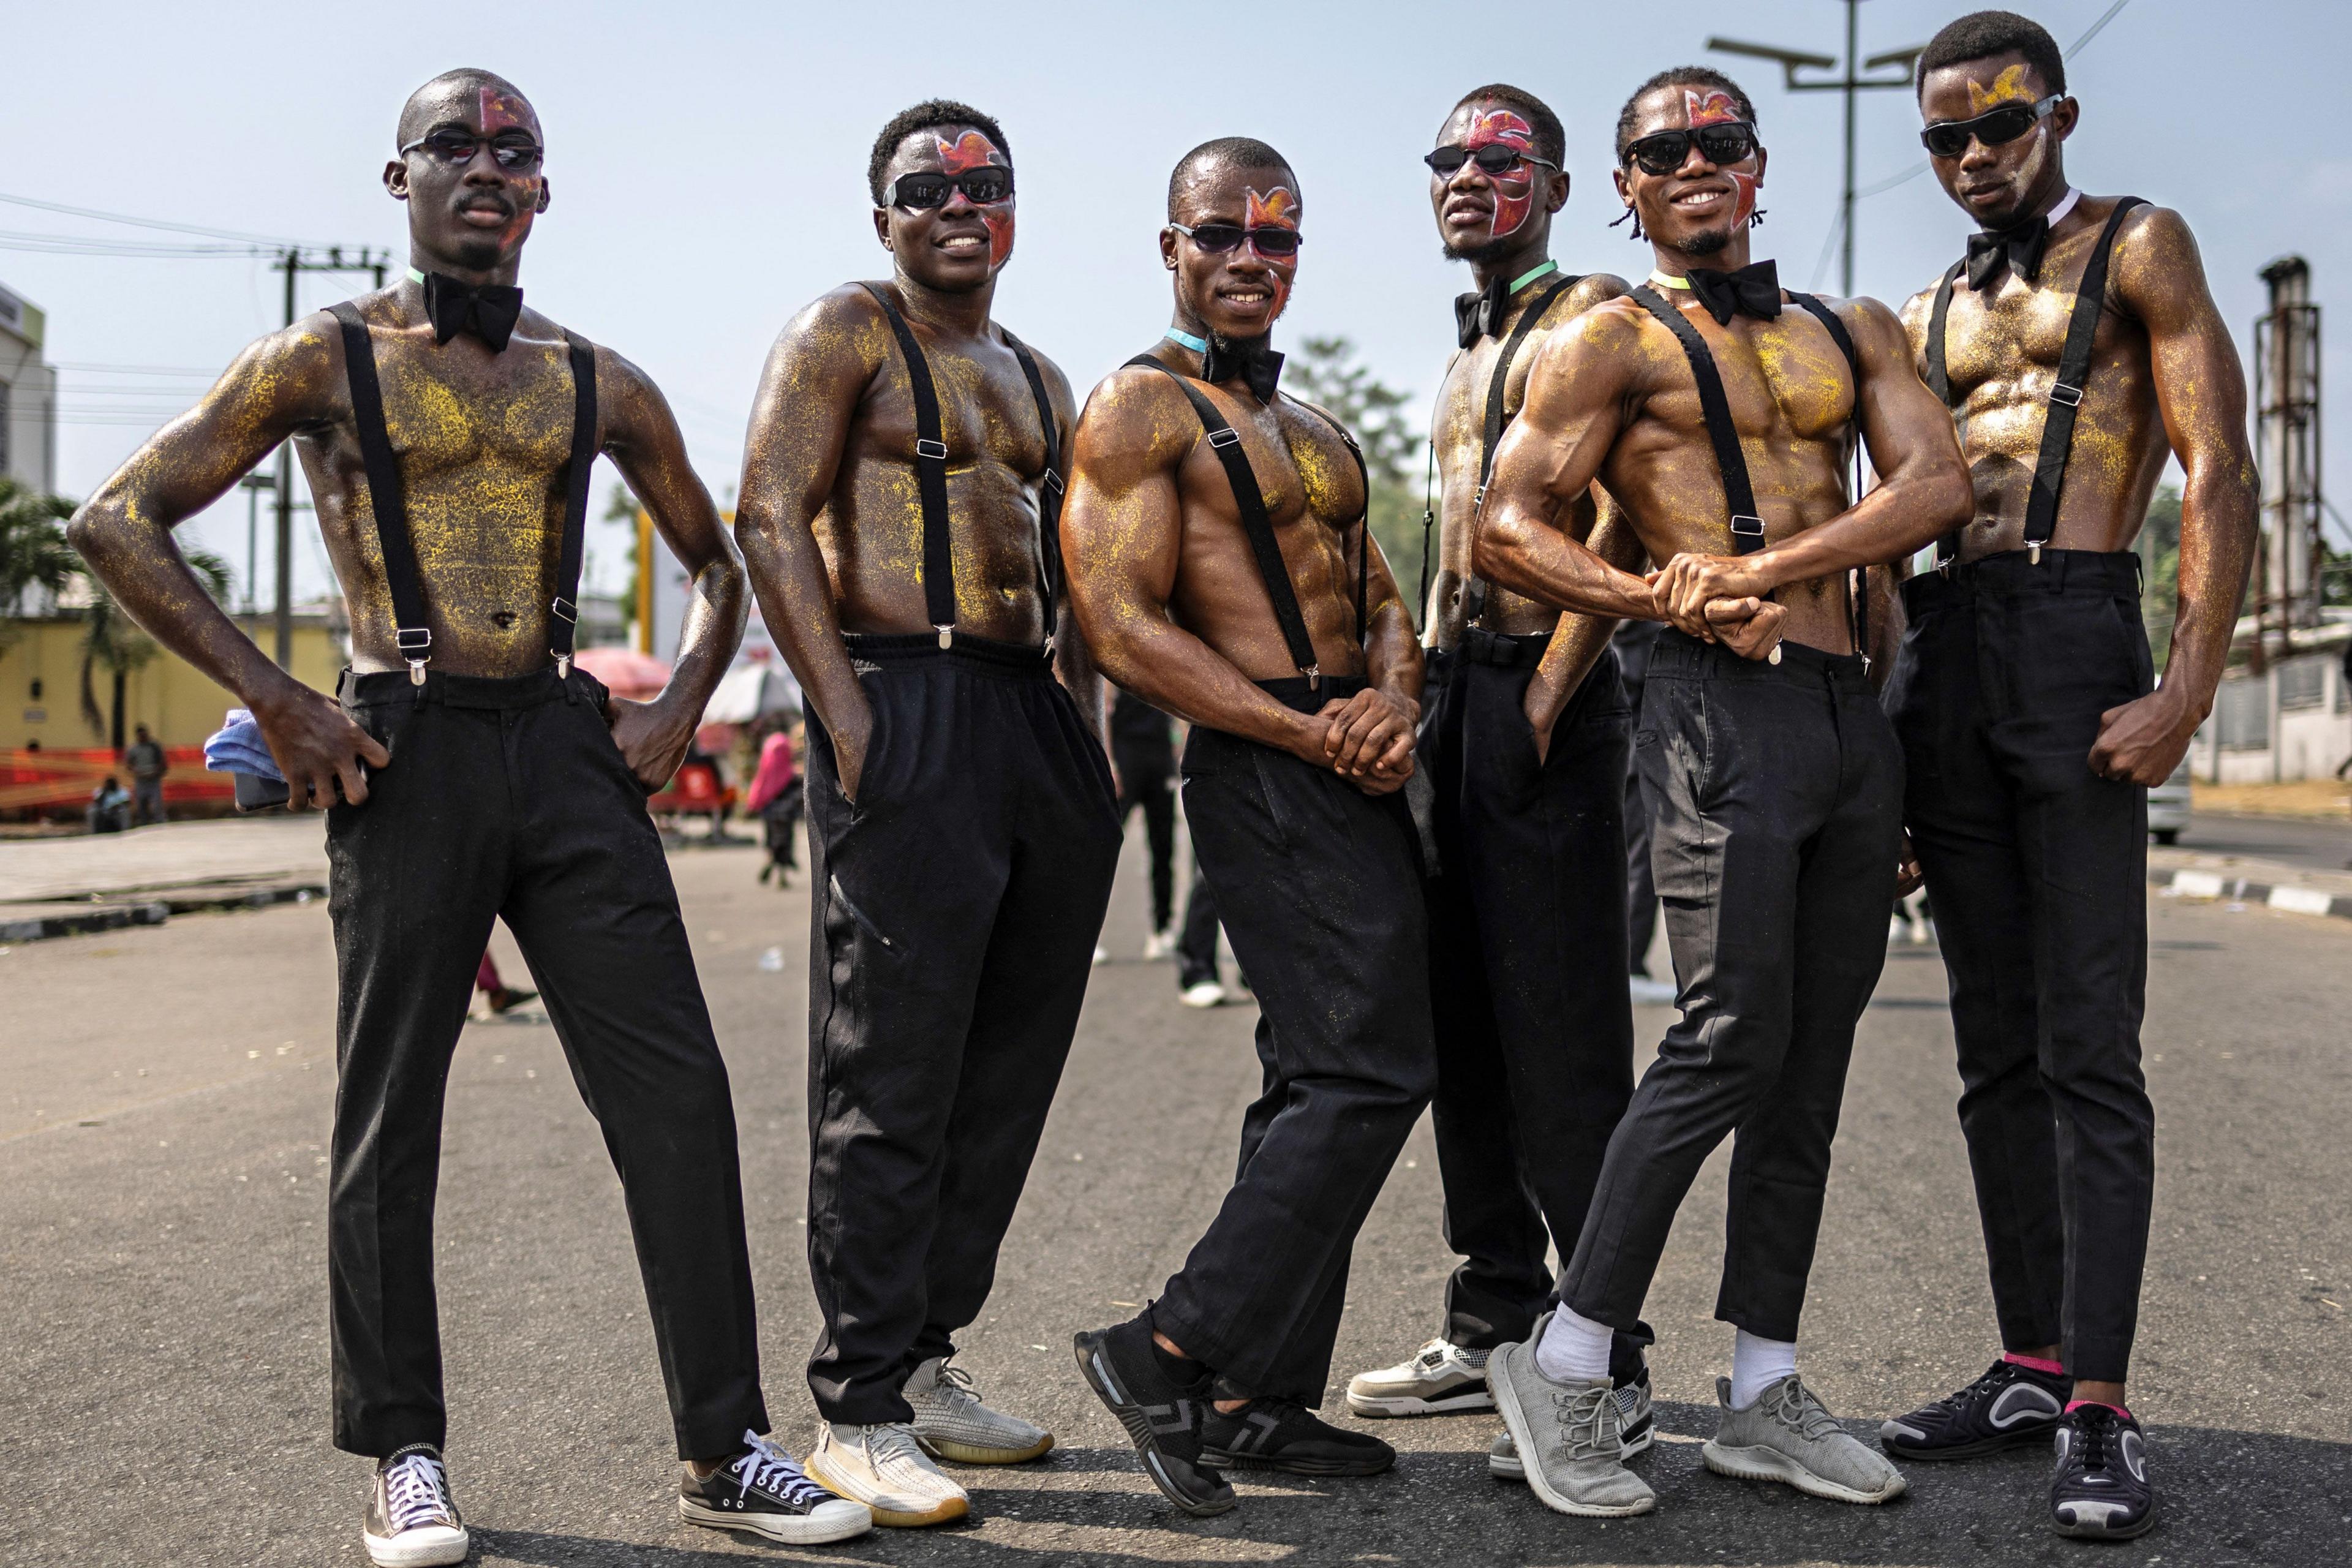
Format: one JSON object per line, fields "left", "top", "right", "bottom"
{"left": 0, "top": 748, "right": 233, "bottom": 813}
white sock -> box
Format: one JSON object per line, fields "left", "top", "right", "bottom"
{"left": 1532, "top": 1307, "right": 1613, "bottom": 1385}
{"left": 1729, "top": 1330, "right": 1798, "bottom": 1409}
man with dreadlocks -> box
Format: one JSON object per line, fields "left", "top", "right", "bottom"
{"left": 1466, "top": 65, "right": 1972, "bottom": 1518}
{"left": 1877, "top": 12, "right": 2256, "bottom": 1542}
{"left": 1342, "top": 82, "right": 1651, "bottom": 1486}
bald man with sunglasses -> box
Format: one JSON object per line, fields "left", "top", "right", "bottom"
{"left": 734, "top": 97, "right": 1119, "bottom": 1528}
{"left": 1878, "top": 12, "right": 2256, "bottom": 1542}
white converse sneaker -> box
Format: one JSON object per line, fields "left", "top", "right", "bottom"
{"left": 1144, "top": 928, "right": 1177, "bottom": 960}
{"left": 1180, "top": 980, "right": 1226, "bottom": 1008}
{"left": 905, "top": 1355, "right": 1054, "bottom": 1464}
{"left": 363, "top": 1446, "right": 468, "bottom": 1567}
{"left": 1346, "top": 1338, "right": 1494, "bottom": 1417}
{"left": 805, "top": 1422, "right": 969, "bottom": 1528}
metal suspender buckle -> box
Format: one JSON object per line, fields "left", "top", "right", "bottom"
{"left": 1301, "top": 662, "right": 1320, "bottom": 692}
{"left": 395, "top": 627, "right": 432, "bottom": 686}
{"left": 914, "top": 438, "right": 949, "bottom": 461}
{"left": 2049, "top": 382, "right": 2084, "bottom": 407}
{"left": 1207, "top": 427, "right": 1242, "bottom": 450}
{"left": 935, "top": 624, "right": 954, "bottom": 650}
{"left": 2029, "top": 541, "right": 2044, "bottom": 565}
{"left": 1042, "top": 470, "right": 1065, "bottom": 495}
{"left": 1730, "top": 514, "right": 1766, "bottom": 539}
{"left": 549, "top": 598, "right": 579, "bottom": 677}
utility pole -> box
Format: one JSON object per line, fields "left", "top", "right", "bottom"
{"left": 238, "top": 472, "right": 274, "bottom": 616}
{"left": 1711, "top": 0, "right": 1921, "bottom": 298}
{"left": 271, "top": 244, "right": 391, "bottom": 667}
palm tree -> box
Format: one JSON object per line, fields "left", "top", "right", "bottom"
{"left": 77, "top": 548, "right": 232, "bottom": 750}
{"left": 0, "top": 477, "right": 78, "bottom": 630}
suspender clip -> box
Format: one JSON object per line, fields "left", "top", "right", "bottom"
{"left": 1302, "top": 663, "right": 1321, "bottom": 692}
{"left": 1207, "top": 427, "right": 1242, "bottom": 450}
{"left": 394, "top": 627, "right": 431, "bottom": 686}
{"left": 554, "top": 654, "right": 573, "bottom": 679}
{"left": 914, "top": 438, "right": 949, "bottom": 461}
{"left": 2049, "top": 382, "right": 2084, "bottom": 408}
{"left": 1730, "top": 514, "right": 1766, "bottom": 539}
{"left": 1042, "top": 469, "right": 1065, "bottom": 496}
{"left": 935, "top": 624, "right": 954, "bottom": 650}
{"left": 1767, "top": 643, "right": 1783, "bottom": 666}
{"left": 2029, "top": 542, "right": 2044, "bottom": 566}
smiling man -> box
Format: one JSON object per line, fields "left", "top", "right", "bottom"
{"left": 1343, "top": 81, "right": 1653, "bottom": 1476}
{"left": 733, "top": 99, "right": 1119, "bottom": 1528}
{"left": 1465, "top": 66, "right": 1973, "bottom": 1518}
{"left": 69, "top": 69, "right": 872, "bottom": 1561}
{"left": 1061, "top": 138, "right": 1434, "bottom": 1518}
{"left": 1878, "top": 12, "right": 2257, "bottom": 1542}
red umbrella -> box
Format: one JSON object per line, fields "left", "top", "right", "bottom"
{"left": 573, "top": 647, "right": 671, "bottom": 701}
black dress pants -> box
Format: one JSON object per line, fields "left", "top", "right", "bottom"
{"left": 1420, "top": 631, "right": 1642, "bottom": 1365}
{"left": 1615, "top": 621, "right": 1664, "bottom": 973}
{"left": 1885, "top": 551, "right": 2156, "bottom": 1384}
{"left": 326, "top": 667, "right": 767, "bottom": 1461}
{"left": 1562, "top": 633, "right": 1902, "bottom": 1343}
{"left": 1176, "top": 856, "right": 1221, "bottom": 990}
{"left": 1155, "top": 678, "right": 1438, "bottom": 1401}
{"left": 804, "top": 635, "right": 1120, "bottom": 1425}
{"left": 1114, "top": 746, "right": 1178, "bottom": 935}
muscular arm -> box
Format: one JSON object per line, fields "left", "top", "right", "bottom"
{"left": 1036, "top": 355, "right": 1110, "bottom": 759}
{"left": 1656, "top": 298, "right": 1973, "bottom": 617}
{"left": 67, "top": 319, "right": 388, "bottom": 807}
{"left": 1061, "top": 371, "right": 1348, "bottom": 772}
{"left": 2089, "top": 208, "right": 2258, "bottom": 785}
{"left": 733, "top": 290, "right": 883, "bottom": 795}
{"left": 600, "top": 349, "right": 747, "bottom": 787}
{"left": 1317, "top": 505, "right": 1422, "bottom": 788}
{"left": 1524, "top": 496, "right": 1643, "bottom": 750}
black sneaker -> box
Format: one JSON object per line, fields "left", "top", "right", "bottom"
{"left": 2051, "top": 1404, "right": 2156, "bottom": 1540}
{"left": 1880, "top": 1358, "right": 2069, "bottom": 1460}
{"left": 679, "top": 1430, "right": 873, "bottom": 1545}
{"left": 1073, "top": 1316, "right": 1237, "bottom": 1517}
{"left": 363, "top": 1445, "right": 467, "bottom": 1567}
{"left": 1202, "top": 1396, "right": 1395, "bottom": 1476}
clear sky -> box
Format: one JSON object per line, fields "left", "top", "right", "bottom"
{"left": 6, "top": 0, "right": 2346, "bottom": 607}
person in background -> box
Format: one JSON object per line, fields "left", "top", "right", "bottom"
{"left": 473, "top": 948, "right": 537, "bottom": 1014}
{"left": 746, "top": 721, "right": 805, "bottom": 886}
{"left": 1109, "top": 689, "right": 1180, "bottom": 959}
{"left": 126, "top": 723, "right": 169, "bottom": 826}
{"left": 87, "top": 774, "right": 132, "bottom": 834}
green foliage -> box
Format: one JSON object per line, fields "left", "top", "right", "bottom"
{"left": 1, "top": 477, "right": 78, "bottom": 625}
{"left": 76, "top": 547, "right": 232, "bottom": 737}
{"left": 1280, "top": 337, "right": 1433, "bottom": 620}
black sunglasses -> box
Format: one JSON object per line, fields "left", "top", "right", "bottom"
{"left": 1920, "top": 95, "right": 2060, "bottom": 158}
{"left": 885, "top": 168, "right": 1014, "bottom": 210}
{"left": 1424, "top": 143, "right": 1559, "bottom": 177}
{"left": 400, "top": 129, "right": 545, "bottom": 172}
{"left": 1621, "top": 122, "right": 1760, "bottom": 176}
{"left": 1169, "top": 222, "right": 1303, "bottom": 259}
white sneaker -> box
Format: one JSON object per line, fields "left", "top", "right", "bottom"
{"left": 1144, "top": 928, "right": 1177, "bottom": 960}
{"left": 805, "top": 1422, "right": 968, "bottom": 1528}
{"left": 1346, "top": 1338, "right": 1494, "bottom": 1417}
{"left": 905, "top": 1355, "right": 1054, "bottom": 1464}
{"left": 363, "top": 1447, "right": 468, "bottom": 1567}
{"left": 1180, "top": 981, "right": 1225, "bottom": 1008}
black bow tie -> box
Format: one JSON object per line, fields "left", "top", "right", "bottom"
{"left": 1455, "top": 273, "right": 1513, "bottom": 350}
{"left": 1966, "top": 216, "right": 2051, "bottom": 293}
{"left": 419, "top": 271, "right": 524, "bottom": 352}
{"left": 1201, "top": 336, "right": 1284, "bottom": 402}
{"left": 1684, "top": 260, "right": 1782, "bottom": 326}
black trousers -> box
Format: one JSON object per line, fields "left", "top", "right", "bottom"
{"left": 1176, "top": 855, "right": 1221, "bottom": 990}
{"left": 1886, "top": 551, "right": 2156, "bottom": 1384}
{"left": 1421, "top": 631, "right": 1642, "bottom": 1366}
{"left": 326, "top": 667, "right": 766, "bottom": 1461}
{"left": 1155, "top": 679, "right": 1438, "bottom": 1401}
{"left": 804, "top": 635, "right": 1120, "bottom": 1425}
{"left": 1615, "top": 622, "right": 1663, "bottom": 973}
{"left": 1562, "top": 633, "right": 1902, "bottom": 1343}
{"left": 1114, "top": 747, "right": 1178, "bottom": 933}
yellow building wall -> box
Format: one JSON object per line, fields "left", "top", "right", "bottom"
{"left": 0, "top": 617, "right": 342, "bottom": 750}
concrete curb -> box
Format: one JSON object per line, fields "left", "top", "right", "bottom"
{"left": 0, "top": 883, "right": 325, "bottom": 945}
{"left": 2150, "top": 868, "right": 2352, "bottom": 922}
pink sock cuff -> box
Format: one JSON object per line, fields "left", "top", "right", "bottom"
{"left": 2066, "top": 1398, "right": 2132, "bottom": 1420}
{"left": 2004, "top": 1352, "right": 2067, "bottom": 1375}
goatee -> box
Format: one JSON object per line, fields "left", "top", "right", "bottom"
{"left": 1442, "top": 234, "right": 1517, "bottom": 267}
{"left": 1682, "top": 225, "right": 1732, "bottom": 258}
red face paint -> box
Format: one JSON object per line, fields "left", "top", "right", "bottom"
{"left": 1463, "top": 107, "right": 1541, "bottom": 239}
{"left": 1244, "top": 186, "right": 1299, "bottom": 320}
{"left": 937, "top": 130, "right": 1014, "bottom": 270}
{"left": 1684, "top": 88, "right": 1744, "bottom": 129}
{"left": 1726, "top": 168, "right": 1760, "bottom": 227}
{"left": 477, "top": 86, "right": 532, "bottom": 135}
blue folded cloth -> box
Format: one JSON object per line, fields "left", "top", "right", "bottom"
{"left": 203, "top": 709, "right": 284, "bottom": 782}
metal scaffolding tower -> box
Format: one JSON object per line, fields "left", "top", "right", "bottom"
{"left": 2252, "top": 255, "right": 2322, "bottom": 665}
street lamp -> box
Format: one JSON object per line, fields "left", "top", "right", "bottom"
{"left": 1710, "top": 0, "right": 1921, "bottom": 297}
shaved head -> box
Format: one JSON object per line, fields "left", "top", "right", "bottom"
{"left": 398, "top": 69, "right": 538, "bottom": 147}
{"left": 1167, "top": 137, "right": 1294, "bottom": 222}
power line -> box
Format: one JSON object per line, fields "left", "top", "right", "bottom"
{"left": 0, "top": 189, "right": 303, "bottom": 246}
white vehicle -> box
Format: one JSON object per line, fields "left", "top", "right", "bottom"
{"left": 2149, "top": 756, "right": 2192, "bottom": 845}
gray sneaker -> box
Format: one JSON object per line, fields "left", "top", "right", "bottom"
{"left": 1702, "top": 1374, "right": 1907, "bottom": 1504}
{"left": 1488, "top": 1373, "right": 1652, "bottom": 1480}
{"left": 1486, "top": 1330, "right": 1656, "bottom": 1517}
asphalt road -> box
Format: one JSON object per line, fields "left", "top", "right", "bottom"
{"left": 5, "top": 821, "right": 2348, "bottom": 1567}
{"left": 2171, "top": 811, "right": 2352, "bottom": 873}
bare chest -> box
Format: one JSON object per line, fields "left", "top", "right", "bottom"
{"left": 369, "top": 341, "right": 580, "bottom": 492}
{"left": 854, "top": 344, "right": 1050, "bottom": 481}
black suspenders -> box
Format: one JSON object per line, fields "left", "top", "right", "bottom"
{"left": 1127, "top": 355, "right": 1370, "bottom": 692}
{"left": 861, "top": 283, "right": 1064, "bottom": 650}
{"left": 1630, "top": 284, "right": 1868, "bottom": 660}
{"left": 328, "top": 300, "right": 597, "bottom": 685}
{"left": 1925, "top": 196, "right": 2146, "bottom": 567}
{"left": 1464, "top": 275, "right": 1579, "bottom": 624}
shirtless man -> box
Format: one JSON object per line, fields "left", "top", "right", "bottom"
{"left": 67, "top": 70, "right": 869, "bottom": 1562}
{"left": 734, "top": 99, "right": 1120, "bottom": 1528}
{"left": 1877, "top": 13, "right": 2256, "bottom": 1542}
{"left": 1341, "top": 83, "right": 1654, "bottom": 1474}
{"left": 1061, "top": 138, "right": 1434, "bottom": 1517}
{"left": 1467, "top": 65, "right": 1974, "bottom": 1518}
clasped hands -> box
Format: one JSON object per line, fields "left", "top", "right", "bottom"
{"left": 1300, "top": 685, "right": 1418, "bottom": 796}
{"left": 1648, "top": 552, "right": 1787, "bottom": 662}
